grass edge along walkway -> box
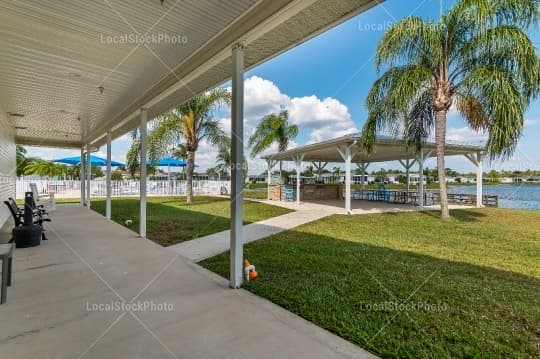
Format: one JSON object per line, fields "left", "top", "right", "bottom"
{"left": 83, "top": 196, "right": 293, "bottom": 246}
{"left": 201, "top": 208, "right": 540, "bottom": 359}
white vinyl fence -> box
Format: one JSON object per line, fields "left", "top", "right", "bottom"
{"left": 16, "top": 179, "right": 231, "bottom": 199}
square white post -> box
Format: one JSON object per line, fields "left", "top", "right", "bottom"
{"left": 465, "top": 152, "right": 484, "bottom": 208}
{"left": 106, "top": 131, "right": 112, "bottom": 220}
{"left": 139, "top": 108, "right": 148, "bottom": 238}
{"left": 399, "top": 159, "right": 417, "bottom": 194}
{"left": 338, "top": 146, "right": 354, "bottom": 214}
{"left": 418, "top": 151, "right": 425, "bottom": 210}
{"left": 80, "top": 147, "right": 85, "bottom": 206}
{"left": 344, "top": 148, "right": 352, "bottom": 214}
{"left": 356, "top": 162, "right": 369, "bottom": 191}
{"left": 230, "top": 43, "right": 244, "bottom": 289}
{"left": 267, "top": 160, "right": 275, "bottom": 200}
{"left": 294, "top": 155, "right": 304, "bottom": 205}
{"left": 86, "top": 147, "right": 91, "bottom": 208}
{"left": 476, "top": 152, "right": 483, "bottom": 208}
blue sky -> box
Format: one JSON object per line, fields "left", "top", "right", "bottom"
{"left": 26, "top": 0, "right": 540, "bottom": 174}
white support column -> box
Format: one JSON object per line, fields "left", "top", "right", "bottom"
{"left": 294, "top": 155, "right": 304, "bottom": 205}
{"left": 465, "top": 152, "right": 484, "bottom": 208}
{"left": 356, "top": 162, "right": 369, "bottom": 191}
{"left": 266, "top": 159, "right": 276, "bottom": 200}
{"left": 398, "top": 158, "right": 417, "bottom": 193}
{"left": 86, "top": 147, "right": 91, "bottom": 208}
{"left": 338, "top": 146, "right": 355, "bottom": 214}
{"left": 106, "top": 131, "right": 112, "bottom": 220}
{"left": 476, "top": 152, "right": 483, "bottom": 208}
{"left": 230, "top": 43, "right": 244, "bottom": 289}
{"left": 312, "top": 161, "right": 328, "bottom": 180}
{"left": 139, "top": 108, "right": 148, "bottom": 238}
{"left": 80, "top": 147, "right": 85, "bottom": 206}
{"left": 418, "top": 151, "right": 425, "bottom": 210}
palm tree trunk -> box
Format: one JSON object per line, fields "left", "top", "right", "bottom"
{"left": 435, "top": 110, "right": 450, "bottom": 220}
{"left": 279, "top": 160, "right": 283, "bottom": 183}
{"left": 186, "top": 150, "right": 195, "bottom": 204}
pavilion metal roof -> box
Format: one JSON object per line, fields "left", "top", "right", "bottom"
{"left": 0, "top": 0, "right": 381, "bottom": 149}
{"left": 261, "top": 134, "right": 485, "bottom": 163}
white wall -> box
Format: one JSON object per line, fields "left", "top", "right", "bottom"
{"left": 0, "top": 104, "right": 16, "bottom": 227}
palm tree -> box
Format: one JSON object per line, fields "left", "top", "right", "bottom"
{"left": 146, "top": 88, "right": 231, "bottom": 203}
{"left": 361, "top": 0, "right": 540, "bottom": 220}
{"left": 24, "top": 159, "right": 65, "bottom": 178}
{"left": 248, "top": 110, "right": 298, "bottom": 180}
{"left": 16, "top": 145, "right": 27, "bottom": 176}
{"left": 215, "top": 136, "right": 248, "bottom": 181}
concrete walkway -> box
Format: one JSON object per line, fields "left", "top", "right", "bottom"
{"left": 167, "top": 208, "right": 331, "bottom": 261}
{"left": 168, "top": 198, "right": 423, "bottom": 261}
{"left": 0, "top": 205, "right": 377, "bottom": 359}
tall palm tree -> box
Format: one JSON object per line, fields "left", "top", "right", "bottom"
{"left": 216, "top": 136, "right": 248, "bottom": 180}
{"left": 146, "top": 88, "right": 231, "bottom": 203}
{"left": 248, "top": 110, "right": 298, "bottom": 179}
{"left": 361, "top": 0, "right": 540, "bottom": 220}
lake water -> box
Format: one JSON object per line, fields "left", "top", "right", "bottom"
{"left": 449, "top": 185, "right": 540, "bottom": 211}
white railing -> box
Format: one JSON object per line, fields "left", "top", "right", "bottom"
{"left": 16, "top": 179, "right": 231, "bottom": 199}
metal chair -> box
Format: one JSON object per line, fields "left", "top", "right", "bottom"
{"left": 282, "top": 186, "right": 296, "bottom": 202}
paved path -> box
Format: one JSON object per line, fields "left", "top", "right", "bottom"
{"left": 0, "top": 205, "right": 377, "bottom": 359}
{"left": 167, "top": 198, "right": 428, "bottom": 262}
{"left": 167, "top": 208, "right": 331, "bottom": 261}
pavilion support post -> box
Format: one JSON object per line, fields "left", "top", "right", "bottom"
{"left": 465, "top": 152, "right": 484, "bottom": 208}
{"left": 106, "top": 131, "right": 112, "bottom": 220}
{"left": 293, "top": 154, "right": 304, "bottom": 205}
{"left": 80, "top": 147, "right": 85, "bottom": 206}
{"left": 417, "top": 151, "right": 425, "bottom": 210}
{"left": 398, "top": 158, "right": 417, "bottom": 193}
{"left": 312, "top": 161, "right": 328, "bottom": 180}
{"left": 86, "top": 147, "right": 91, "bottom": 208}
{"left": 230, "top": 43, "right": 244, "bottom": 289}
{"left": 139, "top": 108, "right": 148, "bottom": 238}
{"left": 266, "top": 159, "right": 276, "bottom": 200}
{"left": 416, "top": 150, "right": 432, "bottom": 210}
{"left": 356, "top": 162, "right": 369, "bottom": 191}
{"left": 338, "top": 145, "right": 356, "bottom": 215}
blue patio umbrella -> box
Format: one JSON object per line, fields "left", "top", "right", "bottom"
{"left": 148, "top": 157, "right": 186, "bottom": 167}
{"left": 53, "top": 155, "right": 124, "bottom": 167}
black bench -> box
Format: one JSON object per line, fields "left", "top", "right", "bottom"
{"left": 4, "top": 198, "right": 50, "bottom": 240}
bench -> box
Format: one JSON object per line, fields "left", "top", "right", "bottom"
{"left": 4, "top": 198, "right": 50, "bottom": 240}
{"left": 29, "top": 183, "right": 56, "bottom": 211}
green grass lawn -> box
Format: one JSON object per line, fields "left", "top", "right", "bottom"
{"left": 201, "top": 208, "right": 540, "bottom": 358}
{"left": 83, "top": 196, "right": 291, "bottom": 246}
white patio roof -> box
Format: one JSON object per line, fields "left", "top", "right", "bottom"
{"left": 0, "top": 0, "right": 381, "bottom": 149}
{"left": 261, "top": 134, "right": 485, "bottom": 163}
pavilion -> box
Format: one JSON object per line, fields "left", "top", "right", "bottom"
{"left": 262, "top": 134, "right": 486, "bottom": 214}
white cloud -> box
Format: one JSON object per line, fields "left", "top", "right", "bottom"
{"left": 445, "top": 127, "right": 488, "bottom": 144}
{"left": 524, "top": 119, "right": 539, "bottom": 126}
{"left": 22, "top": 76, "right": 359, "bottom": 175}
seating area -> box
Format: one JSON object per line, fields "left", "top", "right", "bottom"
{"left": 1, "top": 192, "right": 52, "bottom": 304}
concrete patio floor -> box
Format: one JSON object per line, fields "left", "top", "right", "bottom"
{"left": 0, "top": 204, "right": 377, "bottom": 359}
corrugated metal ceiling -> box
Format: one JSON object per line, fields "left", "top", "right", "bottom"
{"left": 0, "top": 0, "right": 381, "bottom": 148}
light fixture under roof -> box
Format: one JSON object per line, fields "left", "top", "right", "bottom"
{"left": 68, "top": 72, "right": 82, "bottom": 78}
{"left": 15, "top": 126, "right": 27, "bottom": 130}
{"left": 98, "top": 85, "right": 104, "bottom": 94}
{"left": 7, "top": 112, "right": 25, "bottom": 117}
